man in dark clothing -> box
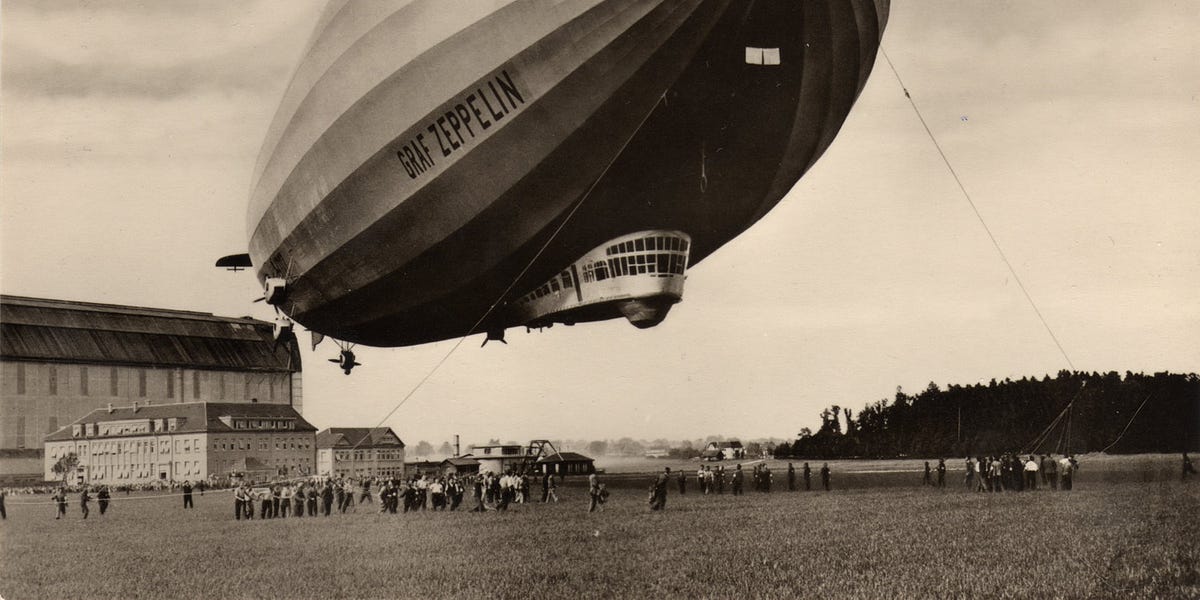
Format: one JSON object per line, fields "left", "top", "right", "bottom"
{"left": 649, "top": 467, "right": 670, "bottom": 510}
{"left": 182, "top": 481, "right": 194, "bottom": 509}
{"left": 360, "top": 479, "right": 373, "bottom": 504}
{"left": 936, "top": 459, "right": 947, "bottom": 488}
{"left": 922, "top": 462, "right": 932, "bottom": 486}
{"left": 820, "top": 464, "right": 831, "bottom": 491}
{"left": 321, "top": 481, "right": 334, "bottom": 516}
{"left": 787, "top": 463, "right": 796, "bottom": 491}
{"left": 731, "top": 464, "right": 744, "bottom": 496}
{"left": 677, "top": 471, "right": 686, "bottom": 495}
{"left": 803, "top": 463, "right": 812, "bottom": 491}
{"left": 97, "top": 487, "right": 110, "bottom": 515}
{"left": 80, "top": 487, "right": 91, "bottom": 519}
{"left": 306, "top": 484, "right": 318, "bottom": 516}
{"left": 0, "top": 489, "right": 6, "bottom": 519}
{"left": 54, "top": 487, "right": 68, "bottom": 519}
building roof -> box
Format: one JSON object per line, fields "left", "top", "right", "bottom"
{"left": 706, "top": 441, "right": 743, "bottom": 449}
{"left": 315, "top": 427, "right": 404, "bottom": 449}
{"left": 441, "top": 456, "right": 481, "bottom": 467}
{"left": 536, "top": 452, "right": 594, "bottom": 463}
{"left": 44, "top": 401, "right": 316, "bottom": 442}
{"left": 0, "top": 295, "right": 300, "bottom": 372}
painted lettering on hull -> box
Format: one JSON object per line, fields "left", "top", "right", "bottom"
{"left": 395, "top": 69, "right": 527, "bottom": 180}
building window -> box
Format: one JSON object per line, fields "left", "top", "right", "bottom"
{"left": 16, "top": 363, "right": 26, "bottom": 395}
{"left": 167, "top": 372, "right": 174, "bottom": 398}
{"left": 80, "top": 366, "right": 89, "bottom": 395}
{"left": 138, "top": 370, "right": 147, "bottom": 397}
{"left": 48, "top": 366, "right": 58, "bottom": 395}
{"left": 110, "top": 367, "right": 119, "bottom": 396}
{"left": 193, "top": 371, "right": 200, "bottom": 399}
{"left": 15, "top": 417, "right": 25, "bottom": 448}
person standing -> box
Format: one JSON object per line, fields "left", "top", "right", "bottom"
{"left": 541, "top": 472, "right": 551, "bottom": 503}
{"left": 1043, "top": 455, "right": 1058, "bottom": 490}
{"left": 922, "top": 462, "right": 932, "bottom": 486}
{"left": 97, "top": 486, "right": 110, "bottom": 515}
{"left": 1059, "top": 455, "right": 1076, "bottom": 491}
{"left": 182, "top": 480, "right": 194, "bottom": 509}
{"left": 787, "top": 463, "right": 796, "bottom": 491}
{"left": 306, "top": 483, "right": 318, "bottom": 516}
{"left": 677, "top": 471, "right": 686, "bottom": 495}
{"left": 233, "top": 485, "right": 246, "bottom": 520}
{"left": 1184, "top": 453, "right": 1197, "bottom": 481}
{"left": 360, "top": 478, "right": 373, "bottom": 505}
{"left": 820, "top": 463, "right": 831, "bottom": 491}
{"left": 964, "top": 458, "right": 976, "bottom": 490}
{"left": 0, "top": 488, "right": 6, "bottom": 520}
{"left": 588, "top": 472, "right": 603, "bottom": 513}
{"left": 650, "top": 467, "right": 670, "bottom": 511}
{"left": 697, "top": 466, "right": 707, "bottom": 495}
{"left": 79, "top": 486, "right": 91, "bottom": 519}
{"left": 54, "top": 487, "right": 69, "bottom": 519}
{"left": 936, "top": 459, "right": 946, "bottom": 488}
{"left": 731, "top": 464, "right": 744, "bottom": 496}
{"left": 321, "top": 480, "right": 334, "bottom": 516}
{"left": 803, "top": 463, "right": 812, "bottom": 491}
{"left": 1024, "top": 456, "right": 1039, "bottom": 490}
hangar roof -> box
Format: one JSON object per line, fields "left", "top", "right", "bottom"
{"left": 44, "top": 401, "right": 316, "bottom": 442}
{"left": 0, "top": 295, "right": 299, "bottom": 372}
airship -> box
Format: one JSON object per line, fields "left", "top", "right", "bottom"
{"left": 221, "top": 0, "right": 890, "bottom": 349}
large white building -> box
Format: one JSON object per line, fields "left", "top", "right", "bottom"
{"left": 315, "top": 427, "right": 405, "bottom": 479}
{"left": 44, "top": 401, "right": 317, "bottom": 484}
{"left": 1, "top": 295, "right": 302, "bottom": 479}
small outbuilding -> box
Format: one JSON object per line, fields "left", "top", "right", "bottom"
{"left": 441, "top": 456, "right": 481, "bottom": 475}
{"left": 701, "top": 440, "right": 744, "bottom": 461}
{"left": 535, "top": 451, "right": 595, "bottom": 476}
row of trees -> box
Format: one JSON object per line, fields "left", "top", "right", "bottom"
{"left": 778, "top": 371, "right": 1198, "bottom": 459}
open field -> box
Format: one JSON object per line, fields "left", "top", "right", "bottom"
{"left": 2, "top": 456, "right": 1198, "bottom": 599}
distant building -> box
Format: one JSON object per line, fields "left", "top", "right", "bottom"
{"left": 471, "top": 443, "right": 535, "bottom": 474}
{"left": 535, "top": 451, "right": 595, "bottom": 476}
{"left": 441, "top": 455, "right": 481, "bottom": 475}
{"left": 701, "top": 440, "right": 744, "bottom": 461}
{"left": 315, "top": 427, "right": 405, "bottom": 479}
{"left": 405, "top": 460, "right": 441, "bottom": 478}
{"left": 644, "top": 448, "right": 670, "bottom": 458}
{"left": 1, "top": 295, "right": 302, "bottom": 478}
{"left": 43, "top": 401, "right": 317, "bottom": 484}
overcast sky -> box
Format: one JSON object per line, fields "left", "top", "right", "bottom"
{"left": 3, "top": 1, "right": 1197, "bottom": 448}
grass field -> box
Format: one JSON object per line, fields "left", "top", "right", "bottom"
{"left": 2, "top": 455, "right": 1197, "bottom": 599}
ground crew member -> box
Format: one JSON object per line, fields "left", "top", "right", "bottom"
{"left": 731, "top": 464, "right": 744, "bottom": 495}
{"left": 787, "top": 463, "right": 796, "bottom": 491}
{"left": 54, "top": 487, "right": 68, "bottom": 519}
{"left": 79, "top": 486, "right": 91, "bottom": 519}
{"left": 803, "top": 463, "right": 812, "bottom": 491}
{"left": 321, "top": 481, "right": 334, "bottom": 516}
{"left": 588, "top": 472, "right": 602, "bottom": 513}
{"left": 922, "top": 462, "right": 932, "bottom": 486}
{"left": 936, "top": 459, "right": 947, "bottom": 487}
{"left": 1024, "top": 456, "right": 1039, "bottom": 490}
{"left": 820, "top": 463, "right": 831, "bottom": 491}
{"left": 650, "top": 467, "right": 670, "bottom": 510}
{"left": 182, "top": 480, "right": 194, "bottom": 509}
{"left": 234, "top": 485, "right": 246, "bottom": 520}
{"left": 677, "top": 471, "right": 686, "bottom": 495}
{"left": 97, "top": 486, "right": 110, "bottom": 515}
{"left": 306, "top": 484, "right": 318, "bottom": 516}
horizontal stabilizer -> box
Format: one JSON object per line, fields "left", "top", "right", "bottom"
{"left": 216, "top": 253, "right": 253, "bottom": 269}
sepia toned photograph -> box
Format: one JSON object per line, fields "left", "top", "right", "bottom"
{"left": 1, "top": 1, "right": 1197, "bottom": 598}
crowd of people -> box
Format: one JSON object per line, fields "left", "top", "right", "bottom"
{"left": 963, "top": 454, "right": 1079, "bottom": 492}
{"left": 12, "top": 452, "right": 1197, "bottom": 521}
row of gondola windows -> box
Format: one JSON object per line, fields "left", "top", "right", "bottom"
{"left": 518, "top": 270, "right": 573, "bottom": 304}
{"left": 582, "top": 253, "right": 686, "bottom": 282}
{"left": 606, "top": 236, "right": 688, "bottom": 256}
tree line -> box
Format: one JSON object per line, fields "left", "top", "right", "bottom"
{"left": 776, "top": 371, "right": 1199, "bottom": 459}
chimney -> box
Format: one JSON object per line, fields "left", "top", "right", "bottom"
{"left": 107, "top": 403, "right": 114, "bottom": 413}
{"left": 454, "top": 434, "right": 461, "bottom": 457}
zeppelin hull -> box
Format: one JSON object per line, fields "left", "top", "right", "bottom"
{"left": 248, "top": 0, "right": 889, "bottom": 347}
